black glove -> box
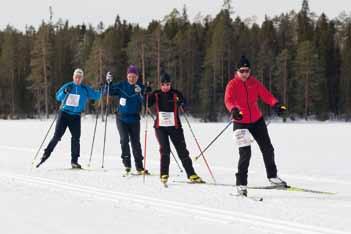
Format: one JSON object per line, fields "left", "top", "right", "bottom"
{"left": 145, "top": 86, "right": 152, "bottom": 94}
{"left": 177, "top": 100, "right": 185, "bottom": 107}
{"left": 231, "top": 107, "right": 243, "bottom": 121}
{"left": 64, "top": 86, "right": 72, "bottom": 94}
{"left": 175, "top": 96, "right": 185, "bottom": 107}
{"left": 273, "top": 103, "right": 287, "bottom": 115}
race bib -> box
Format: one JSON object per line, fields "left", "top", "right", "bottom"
{"left": 66, "top": 94, "right": 80, "bottom": 107}
{"left": 158, "top": 112, "right": 175, "bottom": 127}
{"left": 234, "top": 129, "right": 252, "bottom": 147}
{"left": 120, "top": 98, "right": 127, "bottom": 106}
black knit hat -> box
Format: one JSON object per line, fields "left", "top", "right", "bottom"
{"left": 238, "top": 55, "right": 251, "bottom": 69}
{"left": 160, "top": 73, "right": 171, "bottom": 83}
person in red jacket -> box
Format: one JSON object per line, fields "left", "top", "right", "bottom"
{"left": 224, "top": 56, "right": 287, "bottom": 196}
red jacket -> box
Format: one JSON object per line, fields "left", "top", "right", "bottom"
{"left": 224, "top": 74, "right": 278, "bottom": 124}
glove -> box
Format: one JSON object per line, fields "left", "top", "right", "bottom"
{"left": 99, "top": 81, "right": 107, "bottom": 88}
{"left": 64, "top": 86, "right": 72, "bottom": 94}
{"left": 175, "top": 96, "right": 185, "bottom": 107}
{"left": 177, "top": 99, "right": 185, "bottom": 107}
{"left": 106, "top": 72, "right": 113, "bottom": 84}
{"left": 273, "top": 103, "right": 287, "bottom": 115}
{"left": 134, "top": 84, "right": 142, "bottom": 93}
{"left": 145, "top": 86, "right": 152, "bottom": 94}
{"left": 231, "top": 107, "right": 243, "bottom": 121}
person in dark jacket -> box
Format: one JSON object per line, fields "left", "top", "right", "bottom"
{"left": 224, "top": 56, "right": 287, "bottom": 196}
{"left": 108, "top": 65, "right": 148, "bottom": 175}
{"left": 37, "top": 68, "right": 101, "bottom": 169}
{"left": 147, "top": 72, "right": 204, "bottom": 185}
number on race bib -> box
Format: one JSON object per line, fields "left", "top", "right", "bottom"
{"left": 158, "top": 112, "right": 175, "bottom": 127}
{"left": 119, "top": 98, "right": 127, "bottom": 106}
{"left": 234, "top": 129, "right": 252, "bottom": 147}
{"left": 66, "top": 94, "right": 80, "bottom": 107}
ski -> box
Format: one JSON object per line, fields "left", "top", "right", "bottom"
{"left": 122, "top": 172, "right": 157, "bottom": 178}
{"left": 122, "top": 172, "right": 131, "bottom": 177}
{"left": 172, "top": 180, "right": 231, "bottom": 186}
{"left": 248, "top": 185, "right": 336, "bottom": 195}
{"left": 229, "top": 193, "right": 263, "bottom": 202}
{"left": 172, "top": 180, "right": 207, "bottom": 185}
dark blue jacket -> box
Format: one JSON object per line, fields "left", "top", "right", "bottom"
{"left": 108, "top": 80, "right": 145, "bottom": 123}
{"left": 57, "top": 82, "right": 101, "bottom": 116}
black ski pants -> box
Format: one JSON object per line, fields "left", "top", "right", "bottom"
{"left": 155, "top": 127, "right": 196, "bottom": 178}
{"left": 234, "top": 117, "right": 277, "bottom": 186}
{"left": 44, "top": 111, "right": 81, "bottom": 163}
{"left": 116, "top": 118, "right": 144, "bottom": 170}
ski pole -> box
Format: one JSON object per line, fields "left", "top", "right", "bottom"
{"left": 169, "top": 146, "right": 184, "bottom": 173}
{"left": 146, "top": 107, "right": 183, "bottom": 173}
{"left": 180, "top": 106, "right": 216, "bottom": 183}
{"left": 31, "top": 114, "right": 58, "bottom": 168}
{"left": 31, "top": 89, "right": 71, "bottom": 168}
{"left": 88, "top": 85, "right": 103, "bottom": 168}
{"left": 102, "top": 73, "right": 112, "bottom": 168}
{"left": 143, "top": 94, "right": 149, "bottom": 183}
{"left": 194, "top": 119, "right": 232, "bottom": 161}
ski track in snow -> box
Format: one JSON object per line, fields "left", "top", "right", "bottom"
{"left": 1, "top": 120, "right": 351, "bottom": 234}
{"left": 1, "top": 144, "right": 350, "bottom": 186}
{"left": 0, "top": 171, "right": 348, "bottom": 234}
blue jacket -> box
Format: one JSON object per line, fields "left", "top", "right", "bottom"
{"left": 108, "top": 80, "right": 144, "bottom": 123}
{"left": 56, "top": 82, "right": 101, "bottom": 115}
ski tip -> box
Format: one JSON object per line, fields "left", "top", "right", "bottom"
{"left": 230, "top": 193, "right": 263, "bottom": 202}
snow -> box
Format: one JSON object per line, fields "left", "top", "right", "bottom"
{"left": 0, "top": 116, "right": 350, "bottom": 234}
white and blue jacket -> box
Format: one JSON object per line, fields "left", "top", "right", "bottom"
{"left": 56, "top": 82, "right": 101, "bottom": 116}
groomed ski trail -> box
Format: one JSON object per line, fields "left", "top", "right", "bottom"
{"left": 0, "top": 172, "right": 348, "bottom": 234}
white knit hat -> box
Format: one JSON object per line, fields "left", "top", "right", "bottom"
{"left": 73, "top": 68, "right": 84, "bottom": 77}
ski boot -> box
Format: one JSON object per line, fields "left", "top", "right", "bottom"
{"left": 160, "top": 175, "right": 169, "bottom": 184}
{"left": 189, "top": 175, "right": 205, "bottom": 183}
{"left": 236, "top": 185, "right": 248, "bottom": 197}
{"left": 71, "top": 161, "right": 82, "bottom": 169}
{"left": 160, "top": 175, "right": 169, "bottom": 187}
{"left": 125, "top": 167, "right": 131, "bottom": 174}
{"left": 268, "top": 176, "right": 287, "bottom": 187}
{"left": 136, "top": 169, "right": 150, "bottom": 175}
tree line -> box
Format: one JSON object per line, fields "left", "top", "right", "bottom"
{"left": 0, "top": 0, "right": 350, "bottom": 121}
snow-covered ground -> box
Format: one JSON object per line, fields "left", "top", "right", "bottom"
{"left": 0, "top": 116, "right": 350, "bottom": 234}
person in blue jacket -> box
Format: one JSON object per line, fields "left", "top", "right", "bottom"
{"left": 36, "top": 68, "right": 101, "bottom": 169}
{"left": 108, "top": 65, "right": 148, "bottom": 175}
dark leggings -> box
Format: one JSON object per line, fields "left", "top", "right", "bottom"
{"left": 234, "top": 118, "right": 277, "bottom": 185}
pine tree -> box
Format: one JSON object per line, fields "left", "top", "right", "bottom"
{"left": 297, "top": 0, "right": 314, "bottom": 43}
{"left": 340, "top": 23, "right": 351, "bottom": 118}
{"left": 127, "top": 27, "right": 147, "bottom": 83}
{"left": 201, "top": 9, "right": 235, "bottom": 120}
{"left": 27, "top": 22, "right": 53, "bottom": 118}
{"left": 295, "top": 40, "right": 324, "bottom": 118}
{"left": 0, "top": 26, "right": 18, "bottom": 117}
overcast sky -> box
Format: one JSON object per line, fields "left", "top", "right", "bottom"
{"left": 1, "top": 0, "right": 350, "bottom": 30}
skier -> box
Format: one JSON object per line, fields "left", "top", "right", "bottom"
{"left": 37, "top": 68, "right": 101, "bottom": 169}
{"left": 147, "top": 72, "right": 204, "bottom": 185}
{"left": 108, "top": 65, "right": 148, "bottom": 175}
{"left": 224, "top": 56, "right": 287, "bottom": 196}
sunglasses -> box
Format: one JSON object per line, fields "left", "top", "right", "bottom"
{"left": 239, "top": 69, "right": 250, "bottom": 74}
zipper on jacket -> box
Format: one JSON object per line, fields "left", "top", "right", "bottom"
{"left": 243, "top": 82, "right": 252, "bottom": 122}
